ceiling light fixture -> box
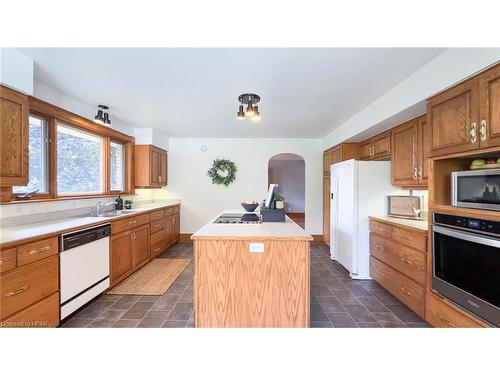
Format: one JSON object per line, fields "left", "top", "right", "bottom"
{"left": 94, "top": 104, "right": 111, "bottom": 126}
{"left": 237, "top": 93, "right": 260, "bottom": 121}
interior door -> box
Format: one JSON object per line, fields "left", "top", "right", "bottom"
{"left": 330, "top": 161, "right": 355, "bottom": 272}
{"left": 323, "top": 174, "right": 330, "bottom": 245}
{"left": 132, "top": 225, "right": 150, "bottom": 269}
{"left": 478, "top": 64, "right": 500, "bottom": 149}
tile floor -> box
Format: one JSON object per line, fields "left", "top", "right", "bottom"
{"left": 62, "top": 242, "right": 429, "bottom": 328}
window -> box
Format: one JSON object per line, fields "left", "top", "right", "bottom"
{"left": 57, "top": 123, "right": 104, "bottom": 195}
{"left": 13, "top": 115, "right": 49, "bottom": 194}
{"left": 110, "top": 141, "right": 125, "bottom": 191}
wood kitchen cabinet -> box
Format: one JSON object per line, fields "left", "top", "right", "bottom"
{"left": 428, "top": 63, "right": 500, "bottom": 156}
{"left": 110, "top": 230, "right": 134, "bottom": 286}
{"left": 134, "top": 145, "right": 168, "bottom": 188}
{"left": 323, "top": 174, "right": 330, "bottom": 245}
{"left": 358, "top": 131, "right": 391, "bottom": 160}
{"left": 391, "top": 115, "right": 429, "bottom": 187}
{"left": 132, "top": 225, "right": 150, "bottom": 269}
{"left": 173, "top": 213, "right": 180, "bottom": 243}
{"left": 0, "top": 85, "right": 29, "bottom": 187}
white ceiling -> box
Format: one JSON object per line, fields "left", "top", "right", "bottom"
{"left": 19, "top": 48, "right": 444, "bottom": 138}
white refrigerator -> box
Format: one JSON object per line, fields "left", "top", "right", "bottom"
{"left": 329, "top": 159, "right": 400, "bottom": 279}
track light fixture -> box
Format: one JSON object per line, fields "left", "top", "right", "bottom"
{"left": 237, "top": 93, "right": 261, "bottom": 121}
{"left": 94, "top": 105, "right": 111, "bottom": 125}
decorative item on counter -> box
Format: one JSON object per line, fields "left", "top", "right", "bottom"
{"left": 260, "top": 203, "right": 285, "bottom": 222}
{"left": 207, "top": 158, "right": 237, "bottom": 186}
{"left": 274, "top": 193, "right": 285, "bottom": 209}
{"left": 470, "top": 158, "right": 500, "bottom": 170}
{"left": 124, "top": 199, "right": 133, "bottom": 210}
{"left": 241, "top": 200, "right": 259, "bottom": 212}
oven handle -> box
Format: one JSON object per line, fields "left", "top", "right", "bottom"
{"left": 433, "top": 225, "right": 500, "bottom": 248}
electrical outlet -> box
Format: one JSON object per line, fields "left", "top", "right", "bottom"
{"left": 249, "top": 243, "right": 264, "bottom": 253}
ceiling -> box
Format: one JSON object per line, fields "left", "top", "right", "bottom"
{"left": 19, "top": 48, "right": 444, "bottom": 138}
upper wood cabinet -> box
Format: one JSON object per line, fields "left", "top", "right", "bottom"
{"left": 323, "top": 143, "right": 358, "bottom": 174}
{"left": 478, "top": 64, "right": 500, "bottom": 149}
{"left": 391, "top": 115, "right": 429, "bottom": 187}
{"left": 358, "top": 131, "right": 391, "bottom": 160}
{"left": 135, "top": 145, "right": 168, "bottom": 188}
{"left": 0, "top": 86, "right": 29, "bottom": 186}
{"left": 428, "top": 63, "right": 500, "bottom": 156}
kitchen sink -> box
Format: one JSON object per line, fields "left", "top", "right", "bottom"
{"left": 89, "top": 210, "right": 140, "bottom": 218}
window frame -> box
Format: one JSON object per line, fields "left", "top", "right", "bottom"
{"left": 6, "top": 97, "right": 135, "bottom": 203}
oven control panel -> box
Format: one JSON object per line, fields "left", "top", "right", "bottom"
{"left": 434, "top": 213, "right": 500, "bottom": 235}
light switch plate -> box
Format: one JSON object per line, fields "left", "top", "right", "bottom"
{"left": 249, "top": 243, "right": 264, "bottom": 253}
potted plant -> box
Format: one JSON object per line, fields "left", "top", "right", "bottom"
{"left": 274, "top": 193, "right": 285, "bottom": 209}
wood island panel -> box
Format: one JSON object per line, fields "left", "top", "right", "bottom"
{"left": 194, "top": 239, "right": 310, "bottom": 328}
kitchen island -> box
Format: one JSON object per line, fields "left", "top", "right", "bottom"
{"left": 191, "top": 210, "right": 313, "bottom": 328}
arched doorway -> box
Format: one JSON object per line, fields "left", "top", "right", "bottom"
{"left": 268, "top": 153, "right": 306, "bottom": 228}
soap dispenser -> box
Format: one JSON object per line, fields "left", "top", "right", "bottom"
{"left": 115, "top": 195, "right": 124, "bottom": 211}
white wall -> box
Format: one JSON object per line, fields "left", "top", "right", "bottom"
{"left": 0, "top": 48, "right": 33, "bottom": 94}
{"left": 268, "top": 159, "right": 305, "bottom": 213}
{"left": 134, "top": 128, "right": 170, "bottom": 150}
{"left": 155, "top": 138, "right": 323, "bottom": 234}
{"left": 323, "top": 48, "right": 500, "bottom": 149}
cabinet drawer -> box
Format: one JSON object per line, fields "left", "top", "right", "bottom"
{"left": 17, "top": 237, "right": 58, "bottom": 267}
{"left": 165, "top": 207, "right": 174, "bottom": 216}
{"left": 150, "top": 209, "right": 165, "bottom": 222}
{"left": 369, "top": 220, "right": 392, "bottom": 238}
{"left": 370, "top": 233, "right": 426, "bottom": 285}
{"left": 0, "top": 248, "right": 16, "bottom": 274}
{"left": 150, "top": 218, "right": 165, "bottom": 234}
{"left": 370, "top": 256, "right": 425, "bottom": 318}
{"left": 151, "top": 241, "right": 166, "bottom": 258}
{"left": 112, "top": 213, "right": 150, "bottom": 234}
{"left": 173, "top": 205, "right": 180, "bottom": 214}
{"left": 151, "top": 229, "right": 166, "bottom": 247}
{"left": 392, "top": 227, "right": 427, "bottom": 253}
{"left": 426, "top": 292, "right": 485, "bottom": 328}
{"left": 1, "top": 292, "right": 59, "bottom": 328}
{"left": 1, "top": 256, "right": 59, "bottom": 319}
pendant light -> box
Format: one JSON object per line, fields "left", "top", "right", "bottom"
{"left": 237, "top": 93, "right": 261, "bottom": 121}
{"left": 94, "top": 105, "right": 111, "bottom": 126}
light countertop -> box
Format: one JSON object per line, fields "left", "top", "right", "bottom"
{"left": 0, "top": 200, "right": 180, "bottom": 247}
{"left": 370, "top": 215, "right": 429, "bottom": 233}
{"left": 191, "top": 209, "right": 313, "bottom": 240}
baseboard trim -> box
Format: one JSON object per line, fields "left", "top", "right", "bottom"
{"left": 311, "top": 235, "right": 324, "bottom": 243}
{"left": 179, "top": 233, "right": 193, "bottom": 243}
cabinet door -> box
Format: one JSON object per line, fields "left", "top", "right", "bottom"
{"left": 478, "top": 64, "right": 500, "bottom": 149}
{"left": 159, "top": 151, "right": 167, "bottom": 186}
{"left": 428, "top": 79, "right": 480, "bottom": 156}
{"left": 323, "top": 175, "right": 330, "bottom": 245}
{"left": 372, "top": 132, "right": 391, "bottom": 159}
{"left": 132, "top": 225, "right": 150, "bottom": 269}
{"left": 0, "top": 87, "right": 29, "bottom": 186}
{"left": 110, "top": 231, "right": 133, "bottom": 286}
{"left": 173, "top": 213, "right": 180, "bottom": 242}
{"left": 358, "top": 140, "right": 372, "bottom": 160}
{"left": 391, "top": 120, "right": 418, "bottom": 186}
{"left": 150, "top": 148, "right": 160, "bottom": 187}
{"left": 165, "top": 216, "right": 174, "bottom": 248}
{"left": 418, "top": 115, "right": 432, "bottom": 184}
{"left": 330, "top": 147, "right": 342, "bottom": 165}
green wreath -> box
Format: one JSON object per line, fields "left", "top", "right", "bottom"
{"left": 207, "top": 158, "right": 237, "bottom": 186}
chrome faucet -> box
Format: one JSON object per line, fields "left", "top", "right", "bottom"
{"left": 95, "top": 201, "right": 116, "bottom": 216}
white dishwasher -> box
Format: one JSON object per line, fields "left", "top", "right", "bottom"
{"left": 60, "top": 224, "right": 111, "bottom": 319}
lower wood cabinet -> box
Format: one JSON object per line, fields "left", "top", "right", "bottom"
{"left": 425, "top": 291, "right": 487, "bottom": 328}
{"left": 110, "top": 230, "right": 134, "bottom": 286}
{"left": 0, "top": 236, "right": 60, "bottom": 328}
{"left": 323, "top": 174, "right": 330, "bottom": 245}
{"left": 132, "top": 225, "right": 150, "bottom": 269}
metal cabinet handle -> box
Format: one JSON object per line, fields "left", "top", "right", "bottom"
{"left": 158, "top": 176, "right": 162, "bottom": 183}
{"left": 5, "top": 286, "right": 29, "bottom": 297}
{"left": 374, "top": 244, "right": 384, "bottom": 252}
{"left": 400, "top": 287, "right": 413, "bottom": 296}
{"left": 400, "top": 257, "right": 412, "bottom": 265}
{"left": 470, "top": 122, "right": 477, "bottom": 143}
{"left": 480, "top": 120, "right": 487, "bottom": 141}
{"left": 130, "top": 233, "right": 136, "bottom": 240}
{"left": 28, "top": 246, "right": 50, "bottom": 256}
{"left": 129, "top": 220, "right": 137, "bottom": 225}
{"left": 413, "top": 166, "right": 418, "bottom": 180}
{"left": 417, "top": 167, "right": 422, "bottom": 179}
{"left": 377, "top": 226, "right": 384, "bottom": 231}
{"left": 437, "top": 313, "right": 455, "bottom": 327}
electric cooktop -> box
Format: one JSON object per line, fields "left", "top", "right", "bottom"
{"left": 214, "top": 213, "right": 261, "bottom": 224}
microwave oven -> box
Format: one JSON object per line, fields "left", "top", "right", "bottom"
{"left": 452, "top": 169, "right": 500, "bottom": 211}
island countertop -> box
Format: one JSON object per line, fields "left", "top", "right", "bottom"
{"left": 191, "top": 210, "right": 313, "bottom": 241}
